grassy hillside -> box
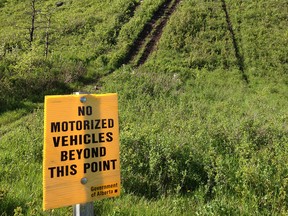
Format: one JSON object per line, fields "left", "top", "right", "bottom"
{"left": 0, "top": 0, "right": 288, "bottom": 215}
{"left": 0, "top": 0, "right": 168, "bottom": 111}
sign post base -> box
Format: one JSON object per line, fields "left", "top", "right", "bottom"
{"left": 73, "top": 202, "right": 94, "bottom": 216}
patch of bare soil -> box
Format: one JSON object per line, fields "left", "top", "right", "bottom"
{"left": 124, "top": 0, "right": 181, "bottom": 66}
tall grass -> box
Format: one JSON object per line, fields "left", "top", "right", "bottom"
{"left": 0, "top": 0, "right": 287, "bottom": 215}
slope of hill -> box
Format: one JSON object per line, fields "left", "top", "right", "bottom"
{"left": 0, "top": 0, "right": 287, "bottom": 215}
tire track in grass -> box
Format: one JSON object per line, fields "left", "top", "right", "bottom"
{"left": 221, "top": 0, "right": 249, "bottom": 83}
{"left": 125, "top": 0, "right": 181, "bottom": 67}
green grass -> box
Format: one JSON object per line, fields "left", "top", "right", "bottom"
{"left": 0, "top": 0, "right": 288, "bottom": 215}
{"left": 2, "top": 67, "right": 287, "bottom": 215}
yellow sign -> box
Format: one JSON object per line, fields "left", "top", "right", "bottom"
{"left": 43, "top": 93, "right": 120, "bottom": 210}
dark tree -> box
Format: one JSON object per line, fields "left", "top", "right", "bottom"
{"left": 29, "top": 0, "right": 37, "bottom": 46}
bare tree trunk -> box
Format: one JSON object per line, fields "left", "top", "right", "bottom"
{"left": 45, "top": 16, "right": 51, "bottom": 58}
{"left": 29, "top": 0, "right": 37, "bottom": 46}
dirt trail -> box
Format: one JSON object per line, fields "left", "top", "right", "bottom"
{"left": 125, "top": 0, "right": 181, "bottom": 66}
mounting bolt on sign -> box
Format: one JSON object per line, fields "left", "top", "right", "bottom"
{"left": 80, "top": 96, "right": 87, "bottom": 103}
{"left": 43, "top": 93, "right": 121, "bottom": 212}
{"left": 81, "top": 177, "right": 88, "bottom": 185}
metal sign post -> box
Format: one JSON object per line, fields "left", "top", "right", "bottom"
{"left": 73, "top": 92, "right": 94, "bottom": 216}
{"left": 73, "top": 203, "right": 94, "bottom": 216}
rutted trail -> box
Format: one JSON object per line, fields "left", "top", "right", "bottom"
{"left": 125, "top": 0, "right": 181, "bottom": 66}
{"left": 221, "top": 0, "right": 249, "bottom": 83}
